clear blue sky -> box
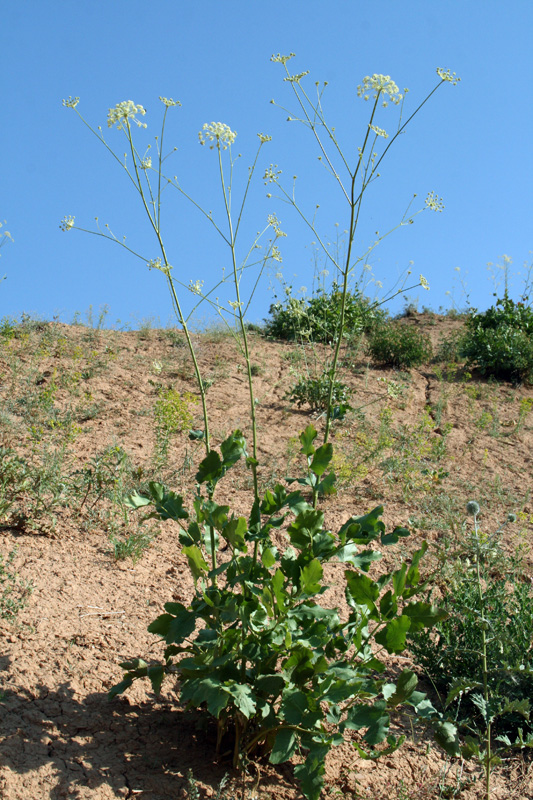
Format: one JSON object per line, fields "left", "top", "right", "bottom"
{"left": 1, "top": 0, "right": 532, "bottom": 328}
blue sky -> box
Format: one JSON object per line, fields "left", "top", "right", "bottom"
{"left": 1, "top": 0, "right": 532, "bottom": 328}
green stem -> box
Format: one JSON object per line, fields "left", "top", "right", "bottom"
{"left": 125, "top": 121, "right": 212, "bottom": 459}
{"left": 474, "top": 512, "right": 491, "bottom": 800}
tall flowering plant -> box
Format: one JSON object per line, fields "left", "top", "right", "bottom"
{"left": 62, "top": 60, "right": 460, "bottom": 798}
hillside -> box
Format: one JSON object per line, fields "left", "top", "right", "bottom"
{"left": 1, "top": 313, "right": 532, "bottom": 800}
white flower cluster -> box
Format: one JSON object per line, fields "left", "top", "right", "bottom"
{"left": 436, "top": 68, "right": 461, "bottom": 86}
{"left": 425, "top": 192, "right": 445, "bottom": 212}
{"left": 270, "top": 53, "right": 296, "bottom": 65}
{"left": 257, "top": 133, "right": 272, "bottom": 144}
{"left": 198, "top": 122, "right": 237, "bottom": 149}
{"left": 159, "top": 96, "right": 181, "bottom": 107}
{"left": 419, "top": 274, "right": 430, "bottom": 290}
{"left": 189, "top": 279, "right": 204, "bottom": 295}
{"left": 59, "top": 215, "right": 75, "bottom": 231}
{"left": 357, "top": 75, "right": 403, "bottom": 106}
{"left": 271, "top": 246, "right": 283, "bottom": 263}
{"left": 369, "top": 124, "right": 389, "bottom": 138}
{"left": 284, "top": 70, "right": 310, "bottom": 84}
{"left": 107, "top": 101, "right": 147, "bottom": 130}
{"left": 263, "top": 164, "right": 282, "bottom": 184}
{"left": 140, "top": 156, "right": 152, "bottom": 170}
{"left": 62, "top": 96, "right": 79, "bottom": 109}
{"left": 267, "top": 214, "right": 286, "bottom": 237}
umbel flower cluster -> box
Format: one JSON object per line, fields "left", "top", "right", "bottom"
{"left": 198, "top": 122, "right": 237, "bottom": 149}
{"left": 107, "top": 101, "right": 147, "bottom": 130}
{"left": 357, "top": 74, "right": 404, "bottom": 106}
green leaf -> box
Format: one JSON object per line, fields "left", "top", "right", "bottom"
{"left": 345, "top": 701, "right": 390, "bottom": 744}
{"left": 154, "top": 490, "right": 189, "bottom": 522}
{"left": 181, "top": 677, "right": 230, "bottom": 718}
{"left": 294, "top": 741, "right": 328, "bottom": 800}
{"left": 147, "top": 664, "right": 165, "bottom": 694}
{"left": 108, "top": 676, "right": 133, "bottom": 699}
{"left": 118, "top": 657, "right": 147, "bottom": 671}
{"left": 345, "top": 571, "right": 380, "bottom": 615}
{"left": 403, "top": 601, "right": 448, "bottom": 632}
{"left": 270, "top": 727, "right": 298, "bottom": 764}
{"left": 180, "top": 521, "right": 202, "bottom": 547}
{"left": 375, "top": 615, "right": 411, "bottom": 653}
{"left": 381, "top": 526, "right": 410, "bottom": 546}
{"left": 151, "top": 603, "right": 196, "bottom": 643}
{"left": 392, "top": 563, "right": 408, "bottom": 596}
{"left": 339, "top": 506, "right": 385, "bottom": 545}
{"left": 318, "top": 471, "right": 337, "bottom": 496}
{"left": 500, "top": 698, "right": 530, "bottom": 719}
{"left": 288, "top": 509, "right": 325, "bottom": 550}
{"left": 444, "top": 678, "right": 481, "bottom": 708}
{"left": 433, "top": 721, "right": 461, "bottom": 758}
{"left": 183, "top": 545, "right": 209, "bottom": 583}
{"left": 281, "top": 688, "right": 309, "bottom": 724}
{"left": 271, "top": 568, "right": 287, "bottom": 612}
{"left": 124, "top": 490, "right": 152, "bottom": 509}
{"left": 223, "top": 516, "right": 247, "bottom": 551}
{"left": 385, "top": 670, "right": 418, "bottom": 707}
{"left": 220, "top": 429, "right": 247, "bottom": 469}
{"left": 188, "top": 429, "right": 204, "bottom": 440}
{"left": 300, "top": 559, "right": 323, "bottom": 595}
{"left": 226, "top": 682, "right": 256, "bottom": 719}
{"left": 310, "top": 443, "right": 333, "bottom": 477}
{"left": 261, "top": 546, "right": 277, "bottom": 568}
{"left": 196, "top": 450, "right": 223, "bottom": 484}
{"left": 147, "top": 613, "right": 173, "bottom": 637}
{"left": 338, "top": 547, "right": 381, "bottom": 571}
{"left": 379, "top": 590, "right": 398, "bottom": 620}
{"left": 255, "top": 673, "right": 285, "bottom": 698}
{"left": 299, "top": 425, "right": 317, "bottom": 456}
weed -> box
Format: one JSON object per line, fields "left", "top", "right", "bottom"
{"left": 265, "top": 283, "right": 385, "bottom": 343}
{"left": 108, "top": 528, "right": 155, "bottom": 564}
{"left": 409, "top": 505, "right": 533, "bottom": 799}
{"left": 434, "top": 331, "right": 464, "bottom": 364}
{"left": 0, "top": 447, "right": 32, "bottom": 522}
{"left": 0, "top": 548, "right": 33, "bottom": 620}
{"left": 367, "top": 321, "right": 433, "bottom": 369}
{"left": 460, "top": 296, "right": 533, "bottom": 383}
{"left": 73, "top": 445, "right": 135, "bottom": 510}
{"left": 153, "top": 388, "right": 198, "bottom": 474}
{"left": 287, "top": 372, "right": 352, "bottom": 413}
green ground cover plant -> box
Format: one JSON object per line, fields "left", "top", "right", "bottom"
{"left": 367, "top": 320, "right": 433, "bottom": 369}
{"left": 63, "top": 59, "right": 461, "bottom": 799}
{"left": 0, "top": 547, "right": 33, "bottom": 621}
{"left": 265, "top": 283, "right": 386, "bottom": 343}
{"left": 460, "top": 296, "right": 533, "bottom": 383}
{"left": 286, "top": 371, "right": 352, "bottom": 413}
{"left": 409, "top": 503, "right": 533, "bottom": 799}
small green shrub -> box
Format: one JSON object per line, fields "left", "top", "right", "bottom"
{"left": 0, "top": 316, "right": 18, "bottom": 342}
{"left": 108, "top": 529, "right": 155, "bottom": 564}
{"left": 367, "top": 321, "right": 433, "bottom": 368}
{"left": 460, "top": 297, "right": 533, "bottom": 383}
{"left": 434, "top": 331, "right": 464, "bottom": 364}
{"left": 409, "top": 514, "right": 533, "bottom": 743}
{"left": 154, "top": 388, "right": 198, "bottom": 434}
{"left": 287, "top": 372, "right": 352, "bottom": 413}
{"left": 111, "top": 427, "right": 458, "bottom": 800}
{"left": 265, "top": 285, "right": 385, "bottom": 343}
{"left": 0, "top": 548, "right": 33, "bottom": 620}
{"left": 0, "top": 447, "right": 32, "bottom": 521}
